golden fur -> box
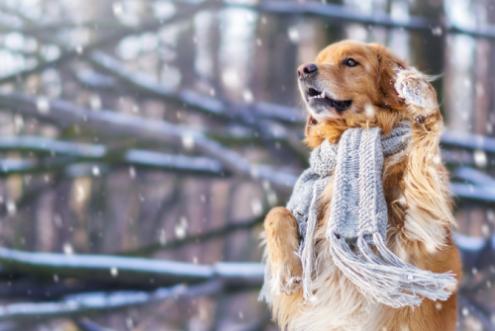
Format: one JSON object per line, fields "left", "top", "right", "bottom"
{"left": 262, "top": 40, "right": 462, "bottom": 331}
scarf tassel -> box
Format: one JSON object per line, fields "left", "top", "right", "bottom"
{"left": 328, "top": 232, "right": 457, "bottom": 308}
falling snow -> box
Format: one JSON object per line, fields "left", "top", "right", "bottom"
{"left": 92, "top": 166, "right": 101, "bottom": 176}
{"left": 431, "top": 26, "right": 443, "bottom": 36}
{"left": 128, "top": 166, "right": 136, "bottom": 179}
{"left": 181, "top": 133, "right": 195, "bottom": 150}
{"left": 63, "top": 243, "right": 74, "bottom": 255}
{"left": 473, "top": 150, "right": 488, "bottom": 168}
{"left": 242, "top": 89, "right": 254, "bottom": 103}
{"left": 250, "top": 199, "right": 263, "bottom": 216}
{"left": 112, "top": 2, "right": 124, "bottom": 16}
{"left": 110, "top": 267, "right": 119, "bottom": 277}
{"left": 287, "top": 26, "right": 300, "bottom": 43}
{"left": 0, "top": 1, "right": 493, "bottom": 330}
{"left": 6, "top": 200, "right": 16, "bottom": 216}
{"left": 174, "top": 216, "right": 188, "bottom": 239}
{"left": 36, "top": 96, "right": 50, "bottom": 114}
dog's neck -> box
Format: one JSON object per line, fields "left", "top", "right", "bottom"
{"left": 304, "top": 108, "right": 407, "bottom": 148}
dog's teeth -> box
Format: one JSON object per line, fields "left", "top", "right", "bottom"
{"left": 319, "top": 92, "right": 325, "bottom": 98}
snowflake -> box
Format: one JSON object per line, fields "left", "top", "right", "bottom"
{"left": 128, "top": 166, "right": 136, "bottom": 179}
{"left": 364, "top": 103, "right": 376, "bottom": 118}
{"left": 92, "top": 166, "right": 101, "bottom": 176}
{"left": 63, "top": 243, "right": 74, "bottom": 255}
{"left": 431, "top": 26, "right": 443, "bottom": 36}
{"left": 36, "top": 96, "right": 50, "bottom": 114}
{"left": 288, "top": 26, "right": 300, "bottom": 43}
{"left": 243, "top": 89, "right": 254, "bottom": 103}
{"left": 112, "top": 2, "right": 124, "bottom": 16}
{"left": 175, "top": 216, "right": 188, "bottom": 239}
{"left": 89, "top": 95, "right": 101, "bottom": 110}
{"left": 481, "top": 224, "right": 490, "bottom": 236}
{"left": 6, "top": 200, "right": 16, "bottom": 216}
{"left": 251, "top": 198, "right": 263, "bottom": 216}
{"left": 110, "top": 267, "right": 119, "bottom": 277}
{"left": 181, "top": 133, "right": 195, "bottom": 150}
{"left": 473, "top": 150, "right": 487, "bottom": 168}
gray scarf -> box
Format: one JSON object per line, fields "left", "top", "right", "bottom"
{"left": 287, "top": 122, "right": 456, "bottom": 307}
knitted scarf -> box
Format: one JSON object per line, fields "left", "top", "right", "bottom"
{"left": 286, "top": 122, "right": 456, "bottom": 308}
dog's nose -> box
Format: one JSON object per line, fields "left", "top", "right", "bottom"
{"left": 297, "top": 63, "right": 318, "bottom": 78}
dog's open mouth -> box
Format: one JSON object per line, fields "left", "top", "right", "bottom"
{"left": 306, "top": 87, "right": 352, "bottom": 112}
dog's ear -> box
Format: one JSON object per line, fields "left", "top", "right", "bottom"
{"left": 370, "top": 44, "right": 407, "bottom": 110}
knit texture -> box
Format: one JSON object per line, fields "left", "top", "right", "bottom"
{"left": 285, "top": 122, "right": 456, "bottom": 307}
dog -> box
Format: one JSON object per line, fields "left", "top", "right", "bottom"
{"left": 262, "top": 40, "right": 462, "bottom": 331}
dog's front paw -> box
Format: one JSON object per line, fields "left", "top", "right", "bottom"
{"left": 271, "top": 256, "right": 302, "bottom": 295}
{"left": 394, "top": 68, "right": 438, "bottom": 116}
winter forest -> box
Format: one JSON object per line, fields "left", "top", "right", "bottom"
{"left": 0, "top": 0, "right": 494, "bottom": 330}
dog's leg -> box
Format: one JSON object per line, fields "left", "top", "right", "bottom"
{"left": 394, "top": 68, "right": 455, "bottom": 250}
{"left": 393, "top": 69, "right": 461, "bottom": 331}
{"left": 264, "top": 207, "right": 302, "bottom": 295}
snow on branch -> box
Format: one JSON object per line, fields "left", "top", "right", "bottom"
{"left": 85, "top": 51, "right": 307, "bottom": 158}
{"left": 0, "top": 136, "right": 228, "bottom": 177}
{"left": 0, "top": 1, "right": 216, "bottom": 85}
{"left": 0, "top": 92, "right": 297, "bottom": 192}
{"left": 123, "top": 214, "right": 265, "bottom": 256}
{"left": 0, "top": 231, "right": 492, "bottom": 289}
{"left": 0, "top": 280, "right": 223, "bottom": 323}
{"left": 80, "top": 51, "right": 495, "bottom": 160}
{"left": 225, "top": 0, "right": 495, "bottom": 40}
{"left": 0, "top": 93, "right": 493, "bottom": 205}
{"left": 0, "top": 247, "right": 264, "bottom": 288}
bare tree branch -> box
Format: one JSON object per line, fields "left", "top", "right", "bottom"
{"left": 85, "top": 51, "right": 307, "bottom": 158}
{"left": 0, "top": 93, "right": 296, "bottom": 191}
{"left": 0, "top": 228, "right": 493, "bottom": 287}
{"left": 225, "top": 0, "right": 495, "bottom": 40}
{"left": 122, "top": 214, "right": 265, "bottom": 256}
{"left": 78, "top": 52, "right": 495, "bottom": 160}
{"left": 75, "top": 319, "right": 115, "bottom": 331}
{"left": 0, "top": 280, "right": 223, "bottom": 323}
{"left": 0, "top": 136, "right": 229, "bottom": 177}
{"left": 458, "top": 295, "right": 495, "bottom": 331}
{"left": 0, "top": 93, "right": 493, "bottom": 205}
{"left": 0, "top": 247, "right": 264, "bottom": 288}
{"left": 0, "top": 1, "right": 216, "bottom": 85}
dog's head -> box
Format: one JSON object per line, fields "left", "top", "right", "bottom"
{"left": 298, "top": 40, "right": 408, "bottom": 147}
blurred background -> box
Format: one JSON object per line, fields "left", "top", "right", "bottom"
{"left": 0, "top": 0, "right": 494, "bottom": 330}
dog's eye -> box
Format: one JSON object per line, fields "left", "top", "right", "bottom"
{"left": 343, "top": 58, "right": 359, "bottom": 67}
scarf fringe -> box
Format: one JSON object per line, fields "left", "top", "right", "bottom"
{"left": 299, "top": 181, "right": 327, "bottom": 300}
{"left": 328, "top": 232, "right": 457, "bottom": 308}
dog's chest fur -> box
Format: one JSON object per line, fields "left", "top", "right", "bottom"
{"left": 287, "top": 157, "right": 446, "bottom": 331}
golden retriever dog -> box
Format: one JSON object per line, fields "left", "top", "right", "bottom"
{"left": 262, "top": 40, "right": 462, "bottom": 331}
